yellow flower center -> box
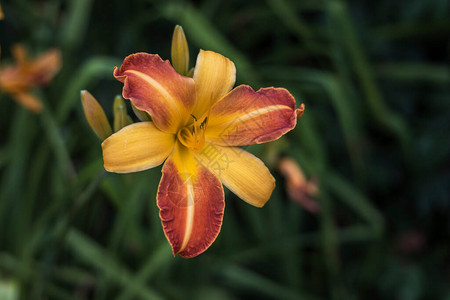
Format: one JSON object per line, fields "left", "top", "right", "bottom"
{"left": 177, "top": 114, "right": 208, "bottom": 152}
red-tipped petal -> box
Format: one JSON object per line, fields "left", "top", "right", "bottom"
{"left": 296, "top": 103, "right": 305, "bottom": 118}
{"left": 157, "top": 143, "right": 224, "bottom": 258}
{"left": 114, "top": 53, "right": 196, "bottom": 133}
{"left": 205, "top": 85, "right": 298, "bottom": 146}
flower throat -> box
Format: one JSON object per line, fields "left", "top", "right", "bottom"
{"left": 177, "top": 114, "right": 208, "bottom": 152}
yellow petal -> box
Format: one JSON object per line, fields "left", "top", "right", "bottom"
{"left": 194, "top": 143, "right": 275, "bottom": 207}
{"left": 171, "top": 25, "right": 189, "bottom": 76}
{"left": 102, "top": 122, "right": 175, "bottom": 173}
{"left": 81, "top": 90, "right": 113, "bottom": 140}
{"left": 192, "top": 50, "right": 236, "bottom": 117}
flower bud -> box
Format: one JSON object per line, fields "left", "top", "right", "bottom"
{"left": 131, "top": 102, "right": 151, "bottom": 122}
{"left": 81, "top": 90, "right": 112, "bottom": 140}
{"left": 113, "top": 95, "right": 133, "bottom": 132}
{"left": 186, "top": 67, "right": 194, "bottom": 78}
{"left": 171, "top": 25, "right": 189, "bottom": 75}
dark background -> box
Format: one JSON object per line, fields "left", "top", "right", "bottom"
{"left": 0, "top": 0, "right": 449, "bottom": 299}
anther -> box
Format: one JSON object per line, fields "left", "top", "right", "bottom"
{"left": 200, "top": 117, "right": 208, "bottom": 129}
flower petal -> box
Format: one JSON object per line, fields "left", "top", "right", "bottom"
{"left": 12, "top": 92, "right": 42, "bottom": 113}
{"left": 192, "top": 50, "right": 236, "bottom": 117}
{"left": 11, "top": 44, "right": 28, "bottom": 67}
{"left": 0, "top": 66, "right": 28, "bottom": 93}
{"left": 29, "top": 49, "right": 62, "bottom": 85}
{"left": 102, "top": 122, "right": 175, "bottom": 173}
{"left": 114, "top": 53, "right": 196, "bottom": 133}
{"left": 157, "top": 143, "right": 224, "bottom": 258}
{"left": 205, "top": 85, "right": 298, "bottom": 146}
{"left": 195, "top": 143, "right": 275, "bottom": 207}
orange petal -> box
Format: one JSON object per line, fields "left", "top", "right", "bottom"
{"left": 12, "top": 92, "right": 43, "bottom": 113}
{"left": 195, "top": 143, "right": 275, "bottom": 207}
{"left": 11, "top": 44, "right": 28, "bottom": 67}
{"left": 114, "top": 53, "right": 196, "bottom": 133}
{"left": 296, "top": 103, "right": 305, "bottom": 118}
{"left": 102, "top": 122, "right": 175, "bottom": 173}
{"left": 278, "top": 157, "right": 320, "bottom": 214}
{"left": 0, "top": 67, "right": 28, "bottom": 93}
{"left": 205, "top": 85, "right": 298, "bottom": 146}
{"left": 29, "top": 49, "right": 62, "bottom": 85}
{"left": 277, "top": 157, "right": 307, "bottom": 188}
{"left": 157, "top": 143, "right": 224, "bottom": 258}
{"left": 192, "top": 50, "right": 236, "bottom": 117}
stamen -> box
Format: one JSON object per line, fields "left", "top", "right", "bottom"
{"left": 200, "top": 117, "right": 208, "bottom": 129}
{"left": 190, "top": 113, "right": 198, "bottom": 137}
{"left": 178, "top": 113, "right": 208, "bottom": 152}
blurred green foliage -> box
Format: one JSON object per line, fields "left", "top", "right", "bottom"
{"left": 0, "top": 0, "right": 449, "bottom": 299}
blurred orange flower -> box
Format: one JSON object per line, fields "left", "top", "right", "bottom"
{"left": 0, "top": 44, "right": 61, "bottom": 113}
{"left": 278, "top": 157, "right": 320, "bottom": 214}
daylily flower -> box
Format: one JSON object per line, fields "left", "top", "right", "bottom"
{"left": 102, "top": 44, "right": 304, "bottom": 258}
{"left": 0, "top": 44, "right": 61, "bottom": 113}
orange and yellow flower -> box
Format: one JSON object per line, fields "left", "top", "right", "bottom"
{"left": 101, "top": 33, "right": 304, "bottom": 257}
{"left": 0, "top": 44, "right": 61, "bottom": 113}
